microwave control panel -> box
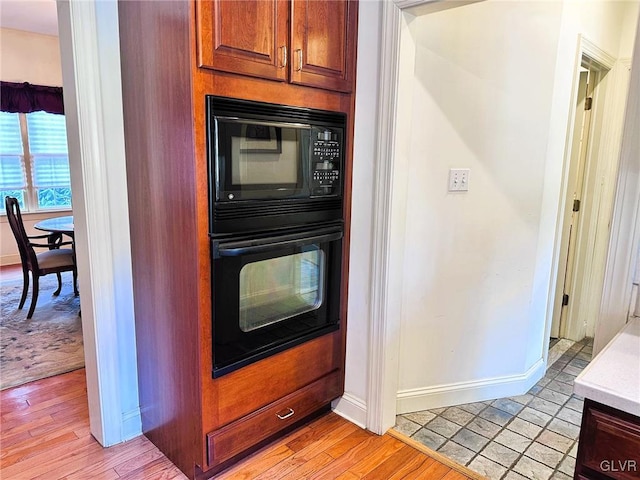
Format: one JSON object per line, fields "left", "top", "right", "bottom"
{"left": 310, "top": 127, "right": 342, "bottom": 196}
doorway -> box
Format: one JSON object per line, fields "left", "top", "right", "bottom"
{"left": 552, "top": 58, "right": 601, "bottom": 342}
{"left": 550, "top": 48, "right": 624, "bottom": 348}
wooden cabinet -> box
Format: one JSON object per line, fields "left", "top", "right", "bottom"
{"left": 118, "top": 1, "right": 357, "bottom": 479}
{"left": 290, "top": 0, "right": 357, "bottom": 92}
{"left": 197, "top": 0, "right": 357, "bottom": 92}
{"left": 206, "top": 371, "right": 342, "bottom": 466}
{"left": 574, "top": 399, "right": 640, "bottom": 480}
{"left": 206, "top": 333, "right": 342, "bottom": 431}
{"left": 196, "top": 0, "right": 289, "bottom": 82}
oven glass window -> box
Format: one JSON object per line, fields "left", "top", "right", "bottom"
{"left": 239, "top": 247, "right": 324, "bottom": 332}
{"left": 231, "top": 126, "right": 301, "bottom": 186}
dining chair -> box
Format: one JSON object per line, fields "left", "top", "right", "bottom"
{"left": 4, "top": 196, "right": 78, "bottom": 319}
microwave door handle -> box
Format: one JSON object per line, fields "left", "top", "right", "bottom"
{"left": 214, "top": 117, "right": 312, "bottom": 130}
{"left": 215, "top": 230, "right": 343, "bottom": 258}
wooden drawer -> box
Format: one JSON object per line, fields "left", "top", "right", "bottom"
{"left": 576, "top": 399, "right": 640, "bottom": 480}
{"left": 204, "top": 331, "right": 342, "bottom": 431}
{"left": 206, "top": 371, "right": 342, "bottom": 467}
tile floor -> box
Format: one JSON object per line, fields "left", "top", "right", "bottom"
{"left": 394, "top": 338, "right": 592, "bottom": 480}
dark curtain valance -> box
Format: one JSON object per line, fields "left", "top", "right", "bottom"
{"left": 1, "top": 81, "right": 64, "bottom": 115}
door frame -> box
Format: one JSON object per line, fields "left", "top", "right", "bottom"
{"left": 56, "top": 0, "right": 140, "bottom": 446}
{"left": 367, "top": 0, "right": 445, "bottom": 435}
{"left": 365, "top": 0, "right": 404, "bottom": 435}
{"left": 550, "top": 37, "right": 632, "bottom": 343}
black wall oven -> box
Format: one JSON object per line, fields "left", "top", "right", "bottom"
{"left": 207, "top": 97, "right": 347, "bottom": 378}
{"left": 211, "top": 225, "right": 342, "bottom": 377}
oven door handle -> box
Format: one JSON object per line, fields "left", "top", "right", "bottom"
{"left": 214, "top": 228, "right": 343, "bottom": 258}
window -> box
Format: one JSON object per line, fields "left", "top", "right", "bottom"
{"left": 0, "top": 111, "right": 72, "bottom": 212}
{"left": 239, "top": 249, "right": 324, "bottom": 332}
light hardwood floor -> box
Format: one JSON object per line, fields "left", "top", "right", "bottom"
{"left": 0, "top": 370, "right": 481, "bottom": 479}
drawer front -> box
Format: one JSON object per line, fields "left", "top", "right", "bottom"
{"left": 206, "top": 331, "right": 342, "bottom": 431}
{"left": 206, "top": 371, "right": 342, "bottom": 467}
{"left": 577, "top": 400, "right": 640, "bottom": 480}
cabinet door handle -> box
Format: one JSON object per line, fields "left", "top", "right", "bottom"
{"left": 276, "top": 408, "right": 295, "bottom": 420}
{"left": 280, "top": 46, "right": 287, "bottom": 68}
{"left": 296, "top": 49, "right": 303, "bottom": 71}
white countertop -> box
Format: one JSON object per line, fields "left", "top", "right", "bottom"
{"left": 574, "top": 319, "right": 640, "bottom": 416}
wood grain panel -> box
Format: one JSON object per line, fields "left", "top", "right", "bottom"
{"left": 207, "top": 331, "right": 342, "bottom": 430}
{"left": 118, "top": 1, "right": 202, "bottom": 477}
{"left": 194, "top": 67, "right": 348, "bottom": 112}
{"left": 197, "top": 0, "right": 288, "bottom": 81}
{"left": 290, "top": 0, "right": 358, "bottom": 92}
{"left": 575, "top": 399, "right": 640, "bottom": 480}
{"left": 206, "top": 371, "right": 341, "bottom": 466}
{"left": 299, "top": 0, "right": 345, "bottom": 72}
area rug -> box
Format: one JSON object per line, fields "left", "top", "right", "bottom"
{"left": 0, "top": 273, "right": 84, "bottom": 390}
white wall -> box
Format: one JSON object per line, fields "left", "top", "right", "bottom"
{"left": 395, "top": 1, "right": 563, "bottom": 411}
{"left": 0, "top": 27, "right": 72, "bottom": 265}
{"left": 0, "top": 28, "right": 62, "bottom": 85}
{"left": 359, "top": 0, "right": 639, "bottom": 415}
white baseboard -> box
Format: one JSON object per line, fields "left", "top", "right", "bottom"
{"left": 1, "top": 254, "right": 21, "bottom": 266}
{"left": 396, "top": 359, "right": 545, "bottom": 414}
{"left": 332, "top": 392, "right": 368, "bottom": 429}
{"left": 120, "top": 407, "right": 142, "bottom": 442}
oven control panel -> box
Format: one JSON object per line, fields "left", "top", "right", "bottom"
{"left": 310, "top": 127, "right": 342, "bottom": 196}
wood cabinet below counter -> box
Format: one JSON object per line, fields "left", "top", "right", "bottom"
{"left": 573, "top": 320, "right": 640, "bottom": 480}
{"left": 574, "top": 399, "right": 640, "bottom": 480}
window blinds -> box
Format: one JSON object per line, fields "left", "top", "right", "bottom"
{"left": 0, "top": 112, "right": 25, "bottom": 190}
{"left": 27, "top": 112, "right": 71, "bottom": 188}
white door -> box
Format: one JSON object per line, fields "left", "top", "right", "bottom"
{"left": 552, "top": 66, "right": 595, "bottom": 338}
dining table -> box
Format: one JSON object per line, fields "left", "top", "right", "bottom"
{"left": 33, "top": 215, "right": 75, "bottom": 237}
{"left": 34, "top": 215, "right": 76, "bottom": 258}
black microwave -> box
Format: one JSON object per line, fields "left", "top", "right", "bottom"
{"left": 207, "top": 96, "right": 347, "bottom": 234}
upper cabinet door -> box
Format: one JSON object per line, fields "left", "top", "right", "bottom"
{"left": 290, "top": 0, "right": 357, "bottom": 93}
{"left": 197, "top": 0, "right": 289, "bottom": 81}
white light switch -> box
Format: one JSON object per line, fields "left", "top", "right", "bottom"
{"left": 448, "top": 168, "right": 470, "bottom": 192}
